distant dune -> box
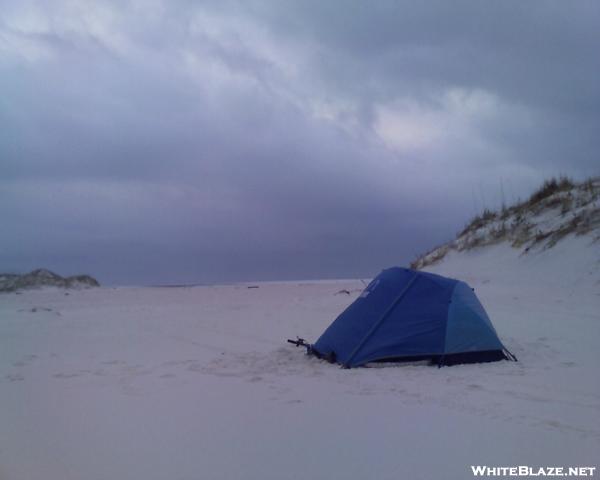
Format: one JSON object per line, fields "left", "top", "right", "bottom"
{"left": 0, "top": 268, "right": 99, "bottom": 293}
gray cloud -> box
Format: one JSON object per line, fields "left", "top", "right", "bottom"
{"left": 0, "top": 0, "right": 598, "bottom": 284}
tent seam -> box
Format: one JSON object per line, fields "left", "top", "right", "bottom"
{"left": 443, "top": 283, "right": 460, "bottom": 355}
{"left": 344, "top": 271, "right": 420, "bottom": 367}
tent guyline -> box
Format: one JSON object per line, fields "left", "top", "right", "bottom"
{"left": 287, "top": 267, "right": 517, "bottom": 368}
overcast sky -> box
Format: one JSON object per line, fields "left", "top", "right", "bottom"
{"left": 1, "top": 1, "right": 599, "bottom": 285}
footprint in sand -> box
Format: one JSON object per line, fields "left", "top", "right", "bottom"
{"left": 467, "top": 384, "right": 484, "bottom": 391}
{"left": 12, "top": 354, "right": 39, "bottom": 368}
{"left": 53, "top": 372, "right": 81, "bottom": 379}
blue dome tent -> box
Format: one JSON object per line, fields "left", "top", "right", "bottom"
{"left": 307, "top": 268, "right": 514, "bottom": 368}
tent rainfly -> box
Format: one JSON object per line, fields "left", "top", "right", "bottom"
{"left": 294, "top": 267, "right": 515, "bottom": 368}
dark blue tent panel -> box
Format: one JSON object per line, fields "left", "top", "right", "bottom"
{"left": 313, "top": 267, "right": 507, "bottom": 367}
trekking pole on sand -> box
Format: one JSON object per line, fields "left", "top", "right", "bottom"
{"left": 286, "top": 337, "right": 313, "bottom": 354}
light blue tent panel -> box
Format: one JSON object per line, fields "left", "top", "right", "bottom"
{"left": 444, "top": 281, "right": 504, "bottom": 354}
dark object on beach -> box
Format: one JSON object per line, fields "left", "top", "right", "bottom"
{"left": 335, "top": 289, "right": 351, "bottom": 295}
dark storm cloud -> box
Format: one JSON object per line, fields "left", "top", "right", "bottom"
{"left": 247, "top": 1, "right": 600, "bottom": 107}
{"left": 0, "top": 1, "right": 598, "bottom": 284}
{"left": 243, "top": 0, "right": 600, "bottom": 168}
